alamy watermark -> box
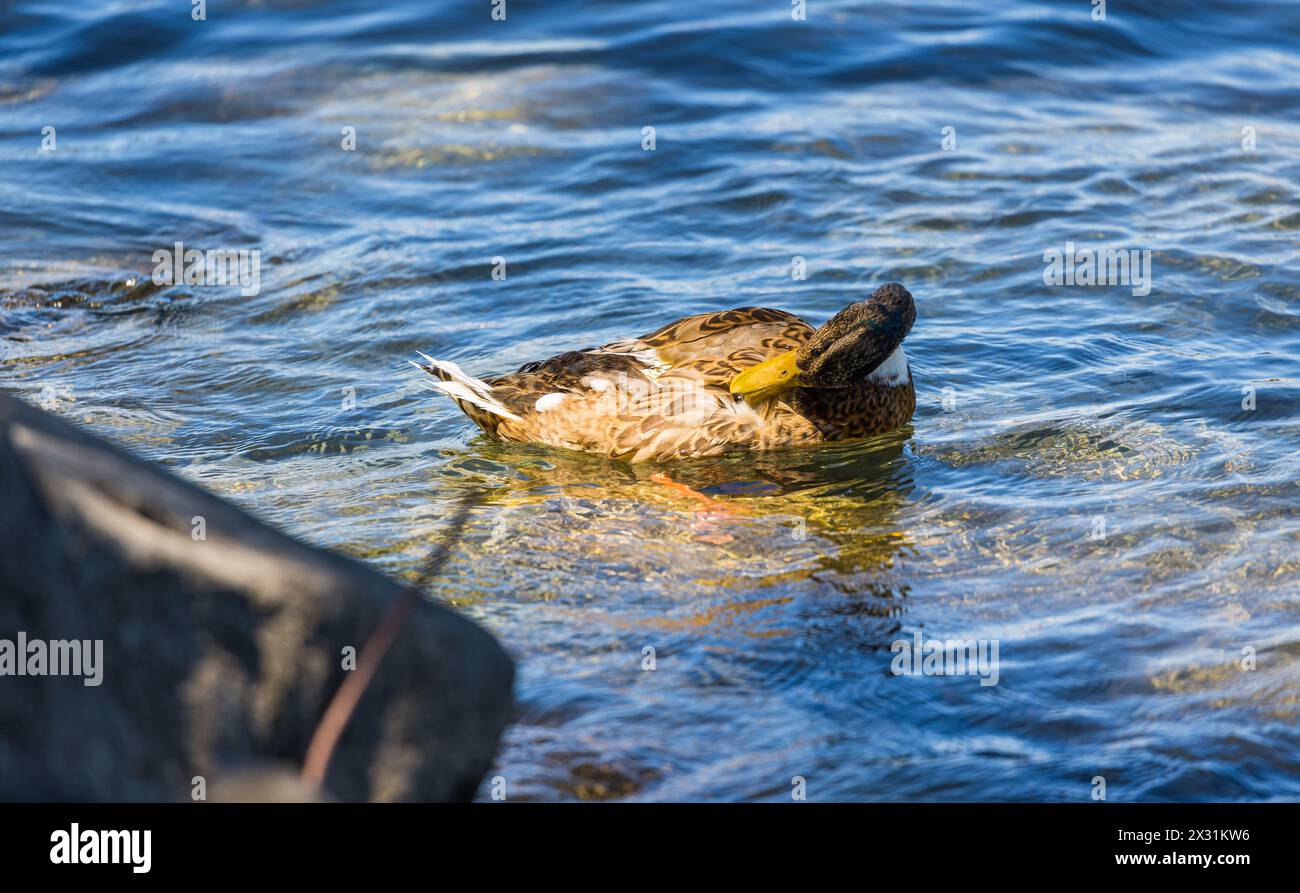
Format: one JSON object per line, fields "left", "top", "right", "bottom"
{"left": 0, "top": 632, "right": 103, "bottom": 686}
{"left": 152, "top": 241, "right": 261, "bottom": 297}
{"left": 50, "top": 823, "right": 150, "bottom": 873}
{"left": 1043, "top": 241, "right": 1152, "bottom": 297}
{"left": 890, "top": 631, "right": 1000, "bottom": 686}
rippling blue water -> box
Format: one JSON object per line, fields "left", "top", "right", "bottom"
{"left": 2, "top": 0, "right": 1298, "bottom": 801}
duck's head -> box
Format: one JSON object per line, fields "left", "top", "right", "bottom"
{"left": 729, "top": 282, "right": 916, "bottom": 404}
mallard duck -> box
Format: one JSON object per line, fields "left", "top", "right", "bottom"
{"left": 414, "top": 282, "right": 916, "bottom": 463}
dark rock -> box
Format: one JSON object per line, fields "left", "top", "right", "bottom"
{"left": 205, "top": 761, "right": 336, "bottom": 803}
{"left": 0, "top": 394, "right": 513, "bottom": 802}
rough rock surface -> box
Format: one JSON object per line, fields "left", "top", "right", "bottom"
{"left": 0, "top": 394, "right": 513, "bottom": 802}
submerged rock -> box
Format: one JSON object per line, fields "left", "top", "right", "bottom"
{"left": 0, "top": 394, "right": 513, "bottom": 802}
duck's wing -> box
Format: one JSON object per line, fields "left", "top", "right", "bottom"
{"left": 461, "top": 348, "right": 755, "bottom": 460}
{"left": 598, "top": 307, "right": 815, "bottom": 390}
{"left": 488, "top": 349, "right": 656, "bottom": 418}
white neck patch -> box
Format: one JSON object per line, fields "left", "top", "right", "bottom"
{"left": 867, "top": 345, "right": 910, "bottom": 386}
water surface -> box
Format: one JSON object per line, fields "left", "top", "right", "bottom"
{"left": 2, "top": 0, "right": 1298, "bottom": 800}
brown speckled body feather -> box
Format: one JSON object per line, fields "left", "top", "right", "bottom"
{"left": 420, "top": 306, "right": 914, "bottom": 462}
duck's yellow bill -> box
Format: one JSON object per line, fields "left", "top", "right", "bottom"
{"left": 729, "top": 350, "right": 803, "bottom": 404}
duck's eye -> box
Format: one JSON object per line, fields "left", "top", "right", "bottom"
{"left": 733, "top": 393, "right": 745, "bottom": 404}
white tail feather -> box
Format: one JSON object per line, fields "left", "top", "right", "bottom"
{"left": 413, "top": 354, "right": 522, "bottom": 421}
{"left": 417, "top": 352, "right": 495, "bottom": 397}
